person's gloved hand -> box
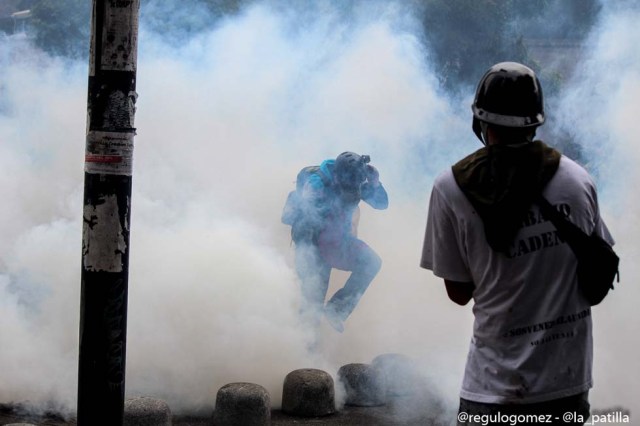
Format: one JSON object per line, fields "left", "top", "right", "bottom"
{"left": 366, "top": 164, "right": 380, "bottom": 186}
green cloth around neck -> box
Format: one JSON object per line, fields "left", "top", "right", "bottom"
{"left": 452, "top": 140, "right": 561, "bottom": 253}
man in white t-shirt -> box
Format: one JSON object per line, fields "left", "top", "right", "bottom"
{"left": 421, "top": 62, "right": 614, "bottom": 425}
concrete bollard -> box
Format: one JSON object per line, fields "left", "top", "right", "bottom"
{"left": 372, "top": 353, "right": 423, "bottom": 398}
{"left": 213, "top": 382, "right": 271, "bottom": 426}
{"left": 124, "top": 396, "right": 172, "bottom": 426}
{"left": 281, "top": 368, "right": 336, "bottom": 417}
{"left": 338, "top": 363, "right": 386, "bottom": 407}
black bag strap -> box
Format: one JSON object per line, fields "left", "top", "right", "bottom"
{"left": 537, "top": 196, "right": 579, "bottom": 236}
{"left": 537, "top": 195, "right": 619, "bottom": 283}
{"left": 536, "top": 195, "right": 589, "bottom": 255}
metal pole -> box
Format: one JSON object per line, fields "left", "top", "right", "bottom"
{"left": 77, "top": 1, "right": 139, "bottom": 425}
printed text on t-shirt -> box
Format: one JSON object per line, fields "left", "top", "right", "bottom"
{"left": 506, "top": 203, "right": 571, "bottom": 258}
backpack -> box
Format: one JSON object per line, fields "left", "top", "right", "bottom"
{"left": 537, "top": 196, "right": 619, "bottom": 306}
{"left": 281, "top": 165, "right": 331, "bottom": 242}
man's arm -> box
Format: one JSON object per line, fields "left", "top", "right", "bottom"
{"left": 444, "top": 280, "right": 474, "bottom": 306}
{"left": 361, "top": 165, "right": 388, "bottom": 209}
{"left": 422, "top": 174, "right": 474, "bottom": 305}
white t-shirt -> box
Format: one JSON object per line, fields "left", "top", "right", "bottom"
{"left": 421, "top": 156, "right": 614, "bottom": 404}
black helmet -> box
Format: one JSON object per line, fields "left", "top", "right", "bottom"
{"left": 472, "top": 62, "right": 544, "bottom": 141}
{"left": 334, "top": 151, "right": 369, "bottom": 191}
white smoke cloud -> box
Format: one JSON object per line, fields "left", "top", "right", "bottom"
{"left": 1, "top": 2, "right": 464, "bottom": 417}
{"left": 554, "top": 2, "right": 640, "bottom": 415}
{"left": 0, "top": 33, "right": 85, "bottom": 415}
{"left": 127, "top": 2, "right": 466, "bottom": 414}
{"left": 0, "top": 0, "right": 637, "bottom": 421}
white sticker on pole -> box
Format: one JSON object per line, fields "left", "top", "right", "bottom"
{"left": 88, "top": 0, "right": 140, "bottom": 76}
{"left": 85, "top": 131, "right": 134, "bottom": 176}
{"left": 83, "top": 194, "right": 127, "bottom": 273}
{"left": 102, "top": 0, "right": 139, "bottom": 72}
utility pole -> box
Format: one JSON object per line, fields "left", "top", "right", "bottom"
{"left": 77, "top": 1, "right": 139, "bottom": 425}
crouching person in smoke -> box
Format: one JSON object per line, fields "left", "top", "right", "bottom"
{"left": 421, "top": 63, "right": 615, "bottom": 424}
{"left": 282, "top": 152, "right": 388, "bottom": 334}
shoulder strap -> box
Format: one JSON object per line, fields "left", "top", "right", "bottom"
{"left": 536, "top": 195, "right": 590, "bottom": 255}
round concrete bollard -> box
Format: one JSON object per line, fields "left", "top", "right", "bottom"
{"left": 282, "top": 368, "right": 336, "bottom": 417}
{"left": 338, "top": 363, "right": 386, "bottom": 407}
{"left": 124, "top": 396, "right": 172, "bottom": 426}
{"left": 213, "top": 382, "right": 271, "bottom": 426}
{"left": 372, "top": 353, "right": 423, "bottom": 398}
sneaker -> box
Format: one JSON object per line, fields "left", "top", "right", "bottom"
{"left": 324, "top": 311, "right": 344, "bottom": 333}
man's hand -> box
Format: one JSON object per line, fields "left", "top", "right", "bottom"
{"left": 366, "top": 164, "right": 380, "bottom": 186}
{"left": 444, "top": 280, "right": 474, "bottom": 306}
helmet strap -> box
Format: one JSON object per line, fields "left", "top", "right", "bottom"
{"left": 479, "top": 121, "right": 490, "bottom": 146}
{"left": 473, "top": 117, "right": 486, "bottom": 146}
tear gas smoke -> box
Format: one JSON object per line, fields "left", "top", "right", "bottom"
{"left": 0, "top": 0, "right": 638, "bottom": 421}
{"left": 550, "top": 2, "right": 640, "bottom": 414}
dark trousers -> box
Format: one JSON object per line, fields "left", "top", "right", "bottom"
{"left": 458, "top": 392, "right": 590, "bottom": 425}
{"left": 295, "top": 237, "right": 381, "bottom": 327}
